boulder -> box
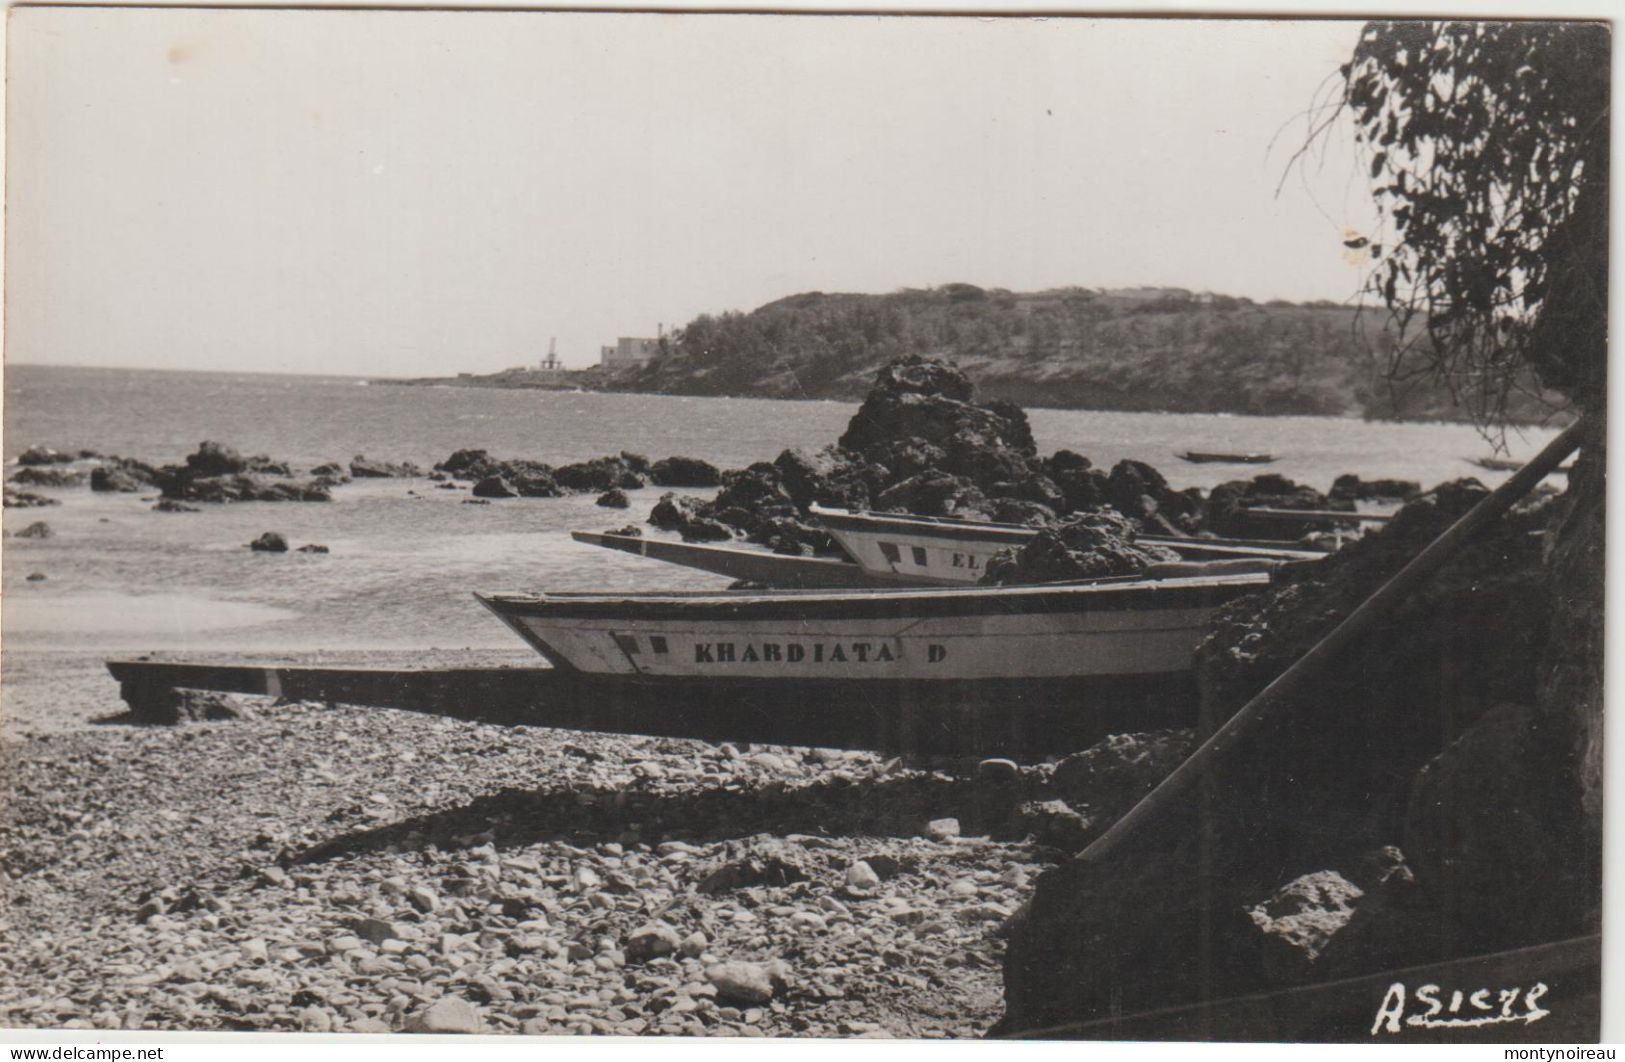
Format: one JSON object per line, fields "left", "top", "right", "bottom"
{"left": 297, "top": 543, "right": 330, "bottom": 554}
{"left": 17, "top": 446, "right": 74, "bottom": 466}
{"left": 435, "top": 448, "right": 502, "bottom": 480}
{"left": 91, "top": 458, "right": 160, "bottom": 492}
{"left": 874, "top": 471, "right": 989, "bottom": 519}
{"left": 406, "top": 996, "right": 483, "bottom": 1034}
{"left": 1245, "top": 870, "right": 1364, "bottom": 969}
{"left": 772, "top": 446, "right": 879, "bottom": 511}
{"left": 9, "top": 467, "right": 84, "bottom": 487}
{"left": 981, "top": 510, "right": 1178, "bottom": 584}
{"left": 248, "top": 531, "right": 288, "bottom": 552}
{"left": 471, "top": 476, "right": 517, "bottom": 499}
{"left": 1207, "top": 473, "right": 1352, "bottom": 538}
{"left": 16, "top": 521, "right": 54, "bottom": 539}
{"left": 596, "top": 488, "right": 630, "bottom": 508}
{"left": 160, "top": 474, "right": 332, "bottom": 503}
{"left": 648, "top": 493, "right": 735, "bottom": 542}
{"left": 624, "top": 923, "right": 684, "bottom": 962}
{"left": 151, "top": 499, "right": 200, "bottom": 513}
{"left": 554, "top": 455, "right": 646, "bottom": 492}
{"left": 3, "top": 489, "right": 58, "bottom": 509}
{"left": 649, "top": 455, "right": 723, "bottom": 487}
{"left": 350, "top": 455, "right": 424, "bottom": 478}
{"left": 1329, "top": 474, "right": 1420, "bottom": 502}
{"left": 707, "top": 962, "right": 775, "bottom": 1005}
{"left": 839, "top": 356, "right": 1033, "bottom": 464}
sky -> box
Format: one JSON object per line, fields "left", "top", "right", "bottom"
{"left": 8, "top": 10, "right": 1379, "bottom": 376}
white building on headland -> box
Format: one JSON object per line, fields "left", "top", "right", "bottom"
{"left": 600, "top": 326, "right": 664, "bottom": 370}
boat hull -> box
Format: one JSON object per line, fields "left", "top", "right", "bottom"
{"left": 477, "top": 573, "right": 1268, "bottom": 681}
{"left": 811, "top": 505, "right": 1321, "bottom": 585}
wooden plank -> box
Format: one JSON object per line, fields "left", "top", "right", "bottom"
{"left": 105, "top": 659, "right": 1203, "bottom": 758}
{"left": 1242, "top": 506, "right": 1392, "bottom": 523}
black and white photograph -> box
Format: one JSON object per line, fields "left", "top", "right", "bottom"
{"left": 0, "top": 4, "right": 1610, "bottom": 1045}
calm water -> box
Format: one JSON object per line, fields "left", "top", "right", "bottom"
{"left": 3, "top": 363, "right": 1560, "bottom": 652}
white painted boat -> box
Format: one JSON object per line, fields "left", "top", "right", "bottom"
{"left": 809, "top": 505, "right": 1324, "bottom": 586}
{"left": 476, "top": 571, "right": 1270, "bottom": 683}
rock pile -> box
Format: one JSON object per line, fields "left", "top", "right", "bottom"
{"left": 154, "top": 443, "right": 334, "bottom": 504}
{"left": 995, "top": 479, "right": 1594, "bottom": 1036}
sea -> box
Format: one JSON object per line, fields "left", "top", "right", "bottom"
{"left": 2, "top": 363, "right": 1564, "bottom": 654}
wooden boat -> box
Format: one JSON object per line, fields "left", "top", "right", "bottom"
{"left": 1178, "top": 450, "right": 1275, "bottom": 464}
{"left": 809, "top": 505, "right": 1324, "bottom": 586}
{"left": 477, "top": 572, "right": 1270, "bottom": 686}
{"left": 1469, "top": 456, "right": 1573, "bottom": 475}
{"left": 570, "top": 530, "right": 905, "bottom": 588}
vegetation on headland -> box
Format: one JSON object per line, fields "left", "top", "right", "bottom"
{"left": 383, "top": 286, "right": 1566, "bottom": 424}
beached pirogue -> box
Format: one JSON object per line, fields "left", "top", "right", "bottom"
{"left": 110, "top": 562, "right": 1278, "bottom": 758}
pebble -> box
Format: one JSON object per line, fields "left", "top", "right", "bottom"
{"left": 625, "top": 923, "right": 683, "bottom": 962}
{"left": 925, "top": 818, "right": 961, "bottom": 842}
{"left": 845, "top": 861, "right": 882, "bottom": 890}
{"left": 407, "top": 996, "right": 484, "bottom": 1034}
{"left": 707, "top": 962, "right": 775, "bottom": 1005}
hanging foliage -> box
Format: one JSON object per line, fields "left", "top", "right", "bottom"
{"left": 1337, "top": 20, "right": 1609, "bottom": 428}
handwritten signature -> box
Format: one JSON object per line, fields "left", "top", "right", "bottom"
{"left": 1372, "top": 981, "right": 1550, "bottom": 1034}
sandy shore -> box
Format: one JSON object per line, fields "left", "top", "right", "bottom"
{"left": 0, "top": 648, "right": 1054, "bottom": 1037}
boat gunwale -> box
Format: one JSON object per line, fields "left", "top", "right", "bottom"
{"left": 810, "top": 505, "right": 1321, "bottom": 553}
{"left": 475, "top": 571, "right": 1271, "bottom": 622}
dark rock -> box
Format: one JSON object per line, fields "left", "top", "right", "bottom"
{"left": 1049, "top": 730, "right": 1197, "bottom": 813}
{"left": 1015, "top": 800, "right": 1095, "bottom": 852}
{"left": 183, "top": 441, "right": 290, "bottom": 477}
{"left": 987, "top": 498, "right": 1057, "bottom": 526}
{"left": 26, "top": 572, "right": 46, "bottom": 582}
{"left": 16, "top": 521, "right": 53, "bottom": 539}
{"left": 596, "top": 488, "right": 630, "bottom": 508}
{"left": 9, "top": 466, "right": 84, "bottom": 487}
{"left": 708, "top": 963, "right": 775, "bottom": 1006}
{"left": 350, "top": 455, "right": 424, "bottom": 478}
{"left": 649, "top": 456, "right": 723, "bottom": 488}
{"left": 1207, "top": 473, "right": 1352, "bottom": 538}
{"left": 606, "top": 524, "right": 642, "bottom": 537}
{"left": 619, "top": 451, "right": 652, "bottom": 475}
{"left": 697, "top": 847, "right": 812, "bottom": 894}
{"left": 4, "top": 490, "right": 59, "bottom": 509}
{"left": 91, "top": 458, "right": 160, "bottom": 492}
{"left": 839, "top": 357, "right": 1033, "bottom": 467}
{"left": 875, "top": 471, "right": 989, "bottom": 519}
{"left": 297, "top": 543, "right": 330, "bottom": 554}
{"left": 1329, "top": 474, "right": 1420, "bottom": 502}
{"left": 648, "top": 493, "right": 735, "bottom": 542}
{"left": 160, "top": 474, "right": 332, "bottom": 503}
{"left": 772, "top": 447, "right": 879, "bottom": 511}
{"left": 1244, "top": 870, "right": 1364, "bottom": 973}
{"left": 435, "top": 449, "right": 501, "bottom": 480}
{"left": 151, "top": 499, "right": 200, "bottom": 513}
{"left": 471, "top": 476, "right": 517, "bottom": 499}
{"left": 981, "top": 510, "right": 1178, "bottom": 584}
{"left": 554, "top": 455, "right": 646, "bottom": 492}
{"left": 17, "top": 446, "right": 74, "bottom": 466}
{"left": 248, "top": 531, "right": 289, "bottom": 552}
{"left": 310, "top": 462, "right": 346, "bottom": 478}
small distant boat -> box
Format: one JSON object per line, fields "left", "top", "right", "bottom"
{"left": 808, "top": 505, "right": 1324, "bottom": 586}
{"left": 1178, "top": 450, "right": 1276, "bottom": 464}
{"left": 1469, "top": 456, "right": 1574, "bottom": 475}
{"left": 476, "top": 571, "right": 1272, "bottom": 686}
